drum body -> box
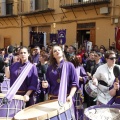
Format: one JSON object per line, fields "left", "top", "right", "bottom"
{"left": 14, "top": 100, "right": 75, "bottom": 120}
{"left": 0, "top": 93, "right": 25, "bottom": 119}
{"left": 85, "top": 80, "right": 97, "bottom": 98}
{"left": 0, "top": 78, "right": 10, "bottom": 93}
{"left": 84, "top": 104, "right": 120, "bottom": 120}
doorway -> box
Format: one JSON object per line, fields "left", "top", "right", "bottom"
{"left": 77, "top": 30, "right": 90, "bottom": 48}
{"left": 4, "top": 37, "right": 11, "bottom": 48}
{"left": 77, "top": 29, "right": 95, "bottom": 48}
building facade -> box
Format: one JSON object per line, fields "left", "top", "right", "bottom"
{"left": 0, "top": 0, "right": 119, "bottom": 49}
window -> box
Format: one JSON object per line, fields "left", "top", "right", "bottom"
{"left": 6, "top": 3, "right": 13, "bottom": 15}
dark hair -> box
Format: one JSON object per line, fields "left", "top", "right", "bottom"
{"left": 95, "top": 52, "right": 102, "bottom": 57}
{"left": 105, "top": 50, "right": 115, "bottom": 59}
{"left": 69, "top": 55, "right": 81, "bottom": 68}
{"left": 49, "top": 45, "right": 66, "bottom": 69}
{"left": 19, "top": 46, "right": 29, "bottom": 53}
{"left": 8, "top": 45, "right": 14, "bottom": 53}
{"left": 41, "top": 53, "right": 49, "bottom": 61}
{"left": 34, "top": 46, "right": 40, "bottom": 50}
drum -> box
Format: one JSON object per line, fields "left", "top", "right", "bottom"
{"left": 0, "top": 78, "right": 10, "bottom": 93}
{"left": 14, "top": 100, "right": 75, "bottom": 120}
{"left": 84, "top": 104, "right": 120, "bottom": 120}
{"left": 85, "top": 80, "right": 97, "bottom": 98}
{"left": 0, "top": 93, "right": 25, "bottom": 120}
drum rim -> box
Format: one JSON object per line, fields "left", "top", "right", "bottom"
{"left": 84, "top": 104, "right": 120, "bottom": 119}
{"left": 0, "top": 117, "right": 12, "bottom": 120}
{"left": 14, "top": 99, "right": 73, "bottom": 120}
{"left": 0, "top": 93, "right": 24, "bottom": 101}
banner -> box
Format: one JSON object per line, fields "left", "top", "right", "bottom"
{"left": 115, "top": 27, "right": 120, "bottom": 51}
{"left": 58, "top": 29, "right": 66, "bottom": 45}
{"left": 50, "top": 33, "right": 58, "bottom": 45}
{"left": 29, "top": 31, "right": 44, "bottom": 48}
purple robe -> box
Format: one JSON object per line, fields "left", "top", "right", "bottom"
{"left": 75, "top": 66, "right": 88, "bottom": 120}
{"left": 10, "top": 61, "right": 38, "bottom": 106}
{"left": 76, "top": 66, "right": 88, "bottom": 92}
{"left": 32, "top": 54, "right": 40, "bottom": 64}
{"left": 46, "top": 60, "right": 79, "bottom": 96}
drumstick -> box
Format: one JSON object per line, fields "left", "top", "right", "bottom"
{"left": 43, "top": 73, "right": 46, "bottom": 81}
{"left": 113, "top": 65, "right": 120, "bottom": 90}
{"left": 116, "top": 77, "right": 119, "bottom": 83}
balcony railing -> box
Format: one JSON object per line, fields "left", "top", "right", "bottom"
{"left": 18, "top": 0, "right": 54, "bottom": 16}
{"left": 60, "top": 0, "right": 110, "bottom": 9}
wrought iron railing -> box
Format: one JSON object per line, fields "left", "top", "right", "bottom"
{"left": 60, "top": 0, "right": 110, "bottom": 8}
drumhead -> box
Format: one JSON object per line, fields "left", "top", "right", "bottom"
{"left": 14, "top": 100, "right": 72, "bottom": 120}
{"left": 85, "top": 80, "right": 97, "bottom": 98}
{"left": 84, "top": 104, "right": 120, "bottom": 120}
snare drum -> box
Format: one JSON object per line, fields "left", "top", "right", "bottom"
{"left": 0, "top": 78, "right": 10, "bottom": 93}
{"left": 14, "top": 100, "right": 75, "bottom": 120}
{"left": 85, "top": 80, "right": 98, "bottom": 98}
{"left": 84, "top": 104, "right": 120, "bottom": 120}
{"left": 0, "top": 93, "right": 25, "bottom": 120}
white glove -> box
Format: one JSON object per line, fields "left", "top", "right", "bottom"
{"left": 24, "top": 95, "right": 30, "bottom": 102}
{"left": 92, "top": 78, "right": 98, "bottom": 86}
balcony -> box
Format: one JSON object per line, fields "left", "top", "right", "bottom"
{"left": 60, "top": 0, "right": 110, "bottom": 9}
{"left": 18, "top": 0, "right": 55, "bottom": 16}
{"left": 18, "top": 8, "right": 54, "bottom": 16}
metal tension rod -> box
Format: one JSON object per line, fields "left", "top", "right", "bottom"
{"left": 94, "top": 5, "right": 98, "bottom": 15}
{"left": 26, "top": 16, "right": 32, "bottom": 24}
{"left": 0, "top": 21, "right": 3, "bottom": 25}
{"left": 21, "top": 17, "right": 26, "bottom": 24}
{"left": 82, "top": 6, "right": 87, "bottom": 15}
{"left": 71, "top": 7, "right": 77, "bottom": 18}
{"left": 2, "top": 18, "right": 8, "bottom": 25}
{"left": 41, "top": 13, "right": 47, "bottom": 22}
{"left": 7, "top": 18, "right": 13, "bottom": 25}
{"left": 61, "top": 8, "right": 67, "bottom": 18}
{"left": 50, "top": 11, "right": 55, "bottom": 21}
{"left": 34, "top": 15, "right": 39, "bottom": 24}
{"left": 13, "top": 17, "right": 19, "bottom": 25}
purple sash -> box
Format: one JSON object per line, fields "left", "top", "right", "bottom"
{"left": 58, "top": 62, "right": 68, "bottom": 106}
{"left": 107, "top": 97, "right": 116, "bottom": 105}
{"left": 4, "top": 62, "right": 33, "bottom": 102}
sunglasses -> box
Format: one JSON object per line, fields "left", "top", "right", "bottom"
{"left": 94, "top": 55, "right": 98, "bottom": 57}
{"left": 109, "top": 57, "right": 116, "bottom": 60}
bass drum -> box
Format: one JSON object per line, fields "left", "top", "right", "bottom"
{"left": 0, "top": 93, "right": 25, "bottom": 120}
{"left": 14, "top": 100, "right": 75, "bottom": 120}
{"left": 84, "top": 104, "right": 120, "bottom": 120}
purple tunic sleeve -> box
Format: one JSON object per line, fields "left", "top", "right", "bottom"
{"left": 10, "top": 62, "right": 38, "bottom": 92}
{"left": 79, "top": 66, "right": 88, "bottom": 84}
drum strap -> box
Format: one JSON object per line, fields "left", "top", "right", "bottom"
{"left": 1, "top": 62, "right": 33, "bottom": 105}
{"left": 98, "top": 80, "right": 110, "bottom": 87}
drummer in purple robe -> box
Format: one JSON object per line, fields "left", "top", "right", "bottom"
{"left": 69, "top": 55, "right": 88, "bottom": 120}
{"left": 42, "top": 45, "right": 79, "bottom": 102}
{"left": 5, "top": 46, "right": 38, "bottom": 107}
{"left": 32, "top": 46, "right": 40, "bottom": 65}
